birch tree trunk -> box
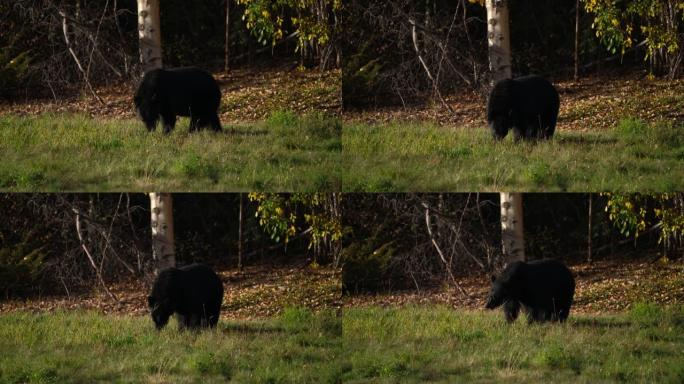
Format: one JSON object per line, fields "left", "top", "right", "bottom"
{"left": 486, "top": 0, "right": 512, "bottom": 83}
{"left": 500, "top": 192, "right": 525, "bottom": 262}
{"left": 149, "top": 193, "right": 175, "bottom": 273}
{"left": 137, "top": 0, "right": 162, "bottom": 72}
{"left": 574, "top": 0, "right": 580, "bottom": 80}
{"left": 224, "top": 0, "right": 231, "bottom": 72}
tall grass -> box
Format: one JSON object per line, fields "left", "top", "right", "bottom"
{"left": 1, "top": 113, "right": 681, "bottom": 191}
{"left": 0, "top": 308, "right": 344, "bottom": 383}
{"left": 0, "top": 111, "right": 341, "bottom": 191}
{"left": 342, "top": 304, "right": 684, "bottom": 383}
{"left": 2, "top": 304, "right": 682, "bottom": 382}
{"left": 342, "top": 119, "right": 684, "bottom": 191}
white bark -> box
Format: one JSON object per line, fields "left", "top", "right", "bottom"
{"left": 500, "top": 192, "right": 525, "bottom": 261}
{"left": 486, "top": 0, "right": 512, "bottom": 83}
{"left": 149, "top": 193, "right": 175, "bottom": 272}
{"left": 137, "top": 0, "right": 162, "bottom": 72}
{"left": 224, "top": 0, "right": 231, "bottom": 72}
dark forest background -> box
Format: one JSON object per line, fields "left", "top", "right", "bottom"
{"left": 2, "top": 193, "right": 680, "bottom": 299}
{"left": 0, "top": 194, "right": 317, "bottom": 298}
{"left": 0, "top": 0, "right": 340, "bottom": 100}
{"left": 342, "top": 0, "right": 684, "bottom": 107}
{"left": 342, "top": 193, "right": 680, "bottom": 293}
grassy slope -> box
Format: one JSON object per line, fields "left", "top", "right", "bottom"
{"left": 0, "top": 111, "right": 341, "bottom": 191}
{"left": 342, "top": 119, "right": 684, "bottom": 191}
{"left": 0, "top": 308, "right": 343, "bottom": 384}
{"left": 343, "top": 305, "right": 684, "bottom": 383}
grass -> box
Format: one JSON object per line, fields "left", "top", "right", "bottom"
{"left": 342, "top": 304, "right": 684, "bottom": 383}
{"left": 342, "top": 118, "right": 684, "bottom": 191}
{"left": 0, "top": 110, "right": 341, "bottom": 191}
{"left": 2, "top": 303, "right": 682, "bottom": 383}
{"left": 0, "top": 307, "right": 344, "bottom": 383}
{"left": 2, "top": 110, "right": 682, "bottom": 192}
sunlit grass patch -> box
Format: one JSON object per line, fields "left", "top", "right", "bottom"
{"left": 0, "top": 308, "right": 344, "bottom": 383}
{"left": 342, "top": 305, "right": 684, "bottom": 383}
{"left": 0, "top": 111, "right": 342, "bottom": 191}
{"left": 341, "top": 119, "right": 684, "bottom": 192}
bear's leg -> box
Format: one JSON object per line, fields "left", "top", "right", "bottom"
{"left": 161, "top": 113, "right": 176, "bottom": 134}
{"left": 176, "top": 314, "right": 187, "bottom": 330}
{"left": 542, "top": 111, "right": 557, "bottom": 139}
{"left": 193, "top": 314, "right": 203, "bottom": 328}
{"left": 144, "top": 116, "right": 159, "bottom": 132}
{"left": 209, "top": 113, "right": 222, "bottom": 132}
{"left": 525, "top": 307, "right": 545, "bottom": 324}
{"left": 503, "top": 300, "right": 520, "bottom": 323}
{"left": 207, "top": 304, "right": 220, "bottom": 327}
{"left": 189, "top": 116, "right": 201, "bottom": 132}
{"left": 558, "top": 305, "right": 571, "bottom": 323}
{"left": 512, "top": 116, "right": 527, "bottom": 141}
{"left": 511, "top": 126, "right": 524, "bottom": 141}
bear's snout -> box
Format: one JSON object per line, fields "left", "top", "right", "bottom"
{"left": 484, "top": 296, "right": 499, "bottom": 309}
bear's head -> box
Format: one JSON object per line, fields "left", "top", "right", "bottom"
{"left": 484, "top": 272, "right": 522, "bottom": 310}
{"left": 134, "top": 69, "right": 164, "bottom": 131}
{"left": 487, "top": 111, "right": 513, "bottom": 140}
{"left": 486, "top": 78, "right": 515, "bottom": 140}
{"left": 134, "top": 91, "right": 160, "bottom": 131}
{"left": 148, "top": 295, "right": 173, "bottom": 330}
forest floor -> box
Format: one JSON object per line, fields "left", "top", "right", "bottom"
{"left": 344, "top": 75, "right": 684, "bottom": 130}
{"left": 0, "top": 264, "right": 342, "bottom": 320}
{"left": 0, "top": 67, "right": 341, "bottom": 122}
{"left": 344, "top": 257, "right": 684, "bottom": 314}
{"left": 1, "top": 257, "right": 682, "bottom": 318}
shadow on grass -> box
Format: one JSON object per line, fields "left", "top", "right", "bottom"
{"left": 556, "top": 135, "right": 618, "bottom": 145}
{"left": 570, "top": 317, "right": 631, "bottom": 328}
{"left": 221, "top": 322, "right": 286, "bottom": 334}
{"left": 225, "top": 127, "right": 269, "bottom": 136}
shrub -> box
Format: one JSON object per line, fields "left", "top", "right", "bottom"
{"left": 0, "top": 237, "right": 46, "bottom": 297}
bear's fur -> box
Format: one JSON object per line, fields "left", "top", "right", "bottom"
{"left": 486, "top": 75, "right": 560, "bottom": 140}
{"left": 134, "top": 67, "right": 222, "bottom": 133}
{"left": 485, "top": 259, "right": 575, "bottom": 323}
{"left": 147, "top": 264, "right": 223, "bottom": 330}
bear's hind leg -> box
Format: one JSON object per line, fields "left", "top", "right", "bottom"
{"left": 525, "top": 307, "right": 546, "bottom": 324}
{"left": 189, "top": 116, "right": 201, "bottom": 132}
{"left": 542, "top": 111, "right": 557, "bottom": 139}
{"left": 161, "top": 114, "right": 176, "bottom": 134}
{"left": 176, "top": 314, "right": 188, "bottom": 330}
{"left": 209, "top": 113, "right": 222, "bottom": 132}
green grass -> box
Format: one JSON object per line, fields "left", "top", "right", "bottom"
{"left": 0, "top": 307, "right": 344, "bottom": 383}
{"left": 342, "top": 304, "right": 684, "bottom": 383}
{"left": 3, "top": 304, "right": 683, "bottom": 383}
{"left": 342, "top": 118, "right": 684, "bottom": 191}
{"left": 0, "top": 111, "right": 341, "bottom": 191}
{"left": 2, "top": 112, "right": 681, "bottom": 192}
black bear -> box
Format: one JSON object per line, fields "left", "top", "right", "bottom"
{"left": 486, "top": 75, "right": 560, "bottom": 140}
{"left": 134, "top": 67, "right": 222, "bottom": 133}
{"left": 485, "top": 259, "right": 575, "bottom": 324}
{"left": 147, "top": 263, "right": 224, "bottom": 330}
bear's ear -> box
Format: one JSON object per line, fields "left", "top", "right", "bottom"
{"left": 490, "top": 275, "right": 496, "bottom": 282}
